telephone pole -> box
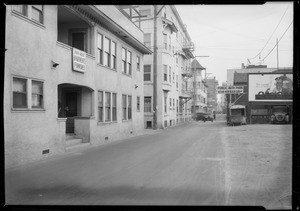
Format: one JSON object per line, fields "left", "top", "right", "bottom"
{"left": 153, "top": 5, "right": 158, "bottom": 129}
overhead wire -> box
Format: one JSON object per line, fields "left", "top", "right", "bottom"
{"left": 249, "top": 5, "right": 291, "bottom": 61}
{"left": 261, "top": 19, "right": 293, "bottom": 62}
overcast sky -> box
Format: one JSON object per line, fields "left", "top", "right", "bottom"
{"left": 176, "top": 2, "right": 294, "bottom": 84}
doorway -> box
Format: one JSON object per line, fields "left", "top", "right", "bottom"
{"left": 65, "top": 92, "right": 77, "bottom": 133}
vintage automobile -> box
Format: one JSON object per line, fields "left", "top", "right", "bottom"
{"left": 270, "top": 105, "right": 289, "bottom": 124}
{"left": 227, "top": 105, "right": 247, "bottom": 126}
{"left": 196, "top": 112, "right": 214, "bottom": 122}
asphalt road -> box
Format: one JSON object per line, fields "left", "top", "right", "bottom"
{"left": 5, "top": 121, "right": 226, "bottom": 205}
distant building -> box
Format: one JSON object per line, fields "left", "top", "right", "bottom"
{"left": 190, "top": 59, "right": 207, "bottom": 115}
{"left": 122, "top": 5, "right": 195, "bottom": 129}
{"left": 227, "top": 64, "right": 293, "bottom": 124}
{"left": 205, "top": 77, "right": 218, "bottom": 114}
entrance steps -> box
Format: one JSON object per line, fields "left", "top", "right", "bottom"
{"left": 65, "top": 134, "right": 90, "bottom": 152}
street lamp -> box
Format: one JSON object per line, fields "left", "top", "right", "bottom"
{"left": 193, "top": 56, "right": 209, "bottom": 120}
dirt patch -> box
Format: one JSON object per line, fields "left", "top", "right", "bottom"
{"left": 222, "top": 124, "right": 292, "bottom": 209}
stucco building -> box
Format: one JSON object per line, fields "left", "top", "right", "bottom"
{"left": 122, "top": 5, "right": 194, "bottom": 129}
{"left": 190, "top": 59, "right": 207, "bottom": 116}
{"left": 4, "top": 5, "right": 151, "bottom": 168}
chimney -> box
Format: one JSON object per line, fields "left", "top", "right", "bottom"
{"left": 241, "top": 63, "right": 245, "bottom": 69}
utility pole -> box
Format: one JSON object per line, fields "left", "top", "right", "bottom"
{"left": 153, "top": 5, "right": 158, "bottom": 129}
{"left": 276, "top": 38, "right": 279, "bottom": 69}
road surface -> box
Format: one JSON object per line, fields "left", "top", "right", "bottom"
{"left": 5, "top": 121, "right": 226, "bottom": 205}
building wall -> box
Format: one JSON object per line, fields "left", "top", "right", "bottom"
{"left": 4, "top": 5, "right": 148, "bottom": 168}
{"left": 139, "top": 5, "right": 193, "bottom": 129}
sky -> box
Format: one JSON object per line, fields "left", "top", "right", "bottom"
{"left": 176, "top": 2, "right": 294, "bottom": 85}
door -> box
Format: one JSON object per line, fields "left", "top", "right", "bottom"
{"left": 71, "top": 32, "right": 86, "bottom": 52}
{"left": 65, "top": 92, "right": 77, "bottom": 133}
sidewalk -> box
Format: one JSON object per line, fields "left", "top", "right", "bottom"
{"left": 221, "top": 123, "right": 292, "bottom": 209}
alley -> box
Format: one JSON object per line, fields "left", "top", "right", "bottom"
{"left": 6, "top": 121, "right": 226, "bottom": 205}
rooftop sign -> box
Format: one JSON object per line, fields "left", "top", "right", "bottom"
{"left": 217, "top": 86, "right": 244, "bottom": 94}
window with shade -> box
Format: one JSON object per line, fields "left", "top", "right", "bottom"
{"left": 13, "top": 5, "right": 28, "bottom": 16}
{"left": 104, "top": 37, "right": 111, "bottom": 67}
{"left": 122, "top": 94, "right": 127, "bottom": 120}
{"left": 32, "top": 5, "right": 43, "bottom": 24}
{"left": 12, "top": 77, "right": 44, "bottom": 110}
{"left": 128, "top": 95, "right": 132, "bottom": 120}
{"left": 98, "top": 91, "right": 104, "bottom": 122}
{"left": 163, "top": 65, "right": 168, "bottom": 82}
{"left": 97, "top": 33, "right": 103, "bottom": 65}
{"left": 144, "top": 65, "right": 151, "bottom": 81}
{"left": 105, "top": 92, "right": 111, "bottom": 122}
{"left": 13, "top": 77, "right": 27, "bottom": 108}
{"left": 112, "top": 93, "right": 117, "bottom": 121}
{"left": 144, "top": 97, "right": 151, "bottom": 113}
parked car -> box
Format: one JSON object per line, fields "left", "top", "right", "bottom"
{"left": 196, "top": 113, "right": 213, "bottom": 122}
{"left": 270, "top": 105, "right": 289, "bottom": 124}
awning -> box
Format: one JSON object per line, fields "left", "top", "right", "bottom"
{"left": 162, "top": 17, "right": 178, "bottom": 33}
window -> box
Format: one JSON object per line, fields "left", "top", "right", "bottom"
{"left": 137, "top": 56, "right": 140, "bottom": 71}
{"left": 163, "top": 65, "right": 168, "bottom": 82}
{"left": 144, "top": 33, "right": 151, "bottom": 48}
{"left": 127, "top": 51, "right": 132, "bottom": 75}
{"left": 173, "top": 99, "right": 175, "bottom": 109}
{"left": 104, "top": 37, "right": 111, "bottom": 67}
{"left": 164, "top": 96, "right": 167, "bottom": 113}
{"left": 172, "top": 72, "right": 175, "bottom": 83}
{"left": 98, "top": 91, "right": 116, "bottom": 123}
{"left": 111, "top": 41, "right": 116, "bottom": 69}
{"left": 169, "top": 67, "right": 171, "bottom": 83}
{"left": 144, "top": 65, "right": 151, "bottom": 81}
{"left": 112, "top": 93, "right": 117, "bottom": 121}
{"left": 13, "top": 77, "right": 27, "bottom": 108}
{"left": 32, "top": 5, "right": 43, "bottom": 24}
{"left": 98, "top": 91, "right": 103, "bottom": 122}
{"left": 122, "top": 48, "right": 126, "bottom": 74}
{"left": 31, "top": 80, "right": 43, "bottom": 108}
{"left": 13, "top": 77, "right": 44, "bottom": 110}
{"left": 122, "top": 94, "right": 127, "bottom": 120}
{"left": 128, "top": 95, "right": 132, "bottom": 120}
{"left": 163, "top": 34, "right": 167, "bottom": 50}
{"left": 137, "top": 96, "right": 140, "bottom": 112}
{"left": 176, "top": 75, "right": 178, "bottom": 88}
{"left": 169, "top": 98, "right": 172, "bottom": 110}
{"left": 169, "top": 35, "right": 171, "bottom": 51}
{"left": 13, "top": 5, "right": 27, "bottom": 16}
{"left": 97, "top": 33, "right": 103, "bottom": 65}
{"left": 177, "top": 99, "right": 179, "bottom": 112}
{"left": 122, "top": 48, "right": 132, "bottom": 75}
{"left": 105, "top": 92, "right": 111, "bottom": 122}
{"left": 144, "top": 97, "right": 151, "bottom": 113}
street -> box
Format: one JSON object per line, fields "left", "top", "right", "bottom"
{"left": 5, "top": 120, "right": 292, "bottom": 208}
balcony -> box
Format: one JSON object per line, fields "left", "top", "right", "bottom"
{"left": 181, "top": 68, "right": 193, "bottom": 79}
{"left": 179, "top": 89, "right": 192, "bottom": 99}
{"left": 182, "top": 42, "right": 194, "bottom": 58}
{"left": 162, "top": 82, "right": 172, "bottom": 92}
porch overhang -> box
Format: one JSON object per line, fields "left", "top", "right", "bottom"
{"left": 162, "top": 17, "right": 178, "bottom": 33}
{"left": 79, "top": 5, "right": 152, "bottom": 55}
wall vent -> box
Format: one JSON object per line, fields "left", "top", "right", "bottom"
{"left": 42, "top": 149, "right": 50, "bottom": 155}
{"left": 105, "top": 137, "right": 109, "bottom": 140}
{"left": 130, "top": 131, "right": 133, "bottom": 134}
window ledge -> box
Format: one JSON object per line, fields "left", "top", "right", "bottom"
{"left": 122, "top": 119, "right": 132, "bottom": 122}
{"left": 12, "top": 10, "right": 45, "bottom": 30}
{"left": 97, "top": 121, "right": 117, "bottom": 125}
{"left": 11, "top": 108, "right": 46, "bottom": 113}
{"left": 97, "top": 63, "right": 117, "bottom": 72}
{"left": 122, "top": 72, "right": 132, "bottom": 78}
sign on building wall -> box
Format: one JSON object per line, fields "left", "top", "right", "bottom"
{"left": 72, "top": 48, "right": 86, "bottom": 73}
{"left": 248, "top": 73, "right": 293, "bottom": 102}
{"left": 217, "top": 86, "right": 244, "bottom": 94}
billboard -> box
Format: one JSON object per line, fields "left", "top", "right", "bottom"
{"left": 248, "top": 73, "right": 293, "bottom": 102}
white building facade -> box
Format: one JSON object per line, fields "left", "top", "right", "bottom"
{"left": 4, "top": 5, "right": 151, "bottom": 168}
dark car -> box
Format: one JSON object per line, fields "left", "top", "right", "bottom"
{"left": 196, "top": 113, "right": 213, "bottom": 122}
{"left": 270, "top": 105, "right": 289, "bottom": 124}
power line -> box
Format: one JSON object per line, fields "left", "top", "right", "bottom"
{"left": 261, "top": 19, "right": 293, "bottom": 62}
{"left": 249, "top": 5, "right": 290, "bottom": 61}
